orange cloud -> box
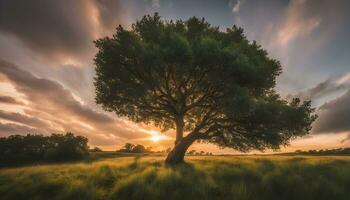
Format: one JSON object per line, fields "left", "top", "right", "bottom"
{"left": 0, "top": 60, "right": 150, "bottom": 147}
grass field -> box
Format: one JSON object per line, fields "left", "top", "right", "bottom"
{"left": 0, "top": 155, "right": 349, "bottom": 200}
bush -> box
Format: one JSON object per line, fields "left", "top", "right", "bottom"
{"left": 0, "top": 132, "right": 89, "bottom": 166}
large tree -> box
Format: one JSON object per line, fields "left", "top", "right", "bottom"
{"left": 94, "top": 14, "right": 317, "bottom": 164}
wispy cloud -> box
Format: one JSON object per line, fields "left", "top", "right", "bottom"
{"left": 0, "top": 122, "right": 43, "bottom": 137}
{"left": 293, "top": 73, "right": 350, "bottom": 103}
{"left": 0, "top": 110, "right": 49, "bottom": 129}
{"left": 152, "top": 0, "right": 160, "bottom": 9}
{"left": 276, "top": 0, "right": 321, "bottom": 47}
{"left": 288, "top": 73, "right": 350, "bottom": 135}
{"left": 231, "top": 0, "right": 244, "bottom": 13}
{"left": 0, "top": 60, "right": 149, "bottom": 146}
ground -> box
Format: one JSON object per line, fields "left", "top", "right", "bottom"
{"left": 0, "top": 154, "right": 349, "bottom": 200}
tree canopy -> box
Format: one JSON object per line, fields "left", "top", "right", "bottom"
{"left": 94, "top": 13, "right": 317, "bottom": 164}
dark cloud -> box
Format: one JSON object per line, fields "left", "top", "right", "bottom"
{"left": 0, "top": 95, "right": 22, "bottom": 105}
{"left": 312, "top": 90, "right": 350, "bottom": 134}
{"left": 0, "top": 60, "right": 147, "bottom": 145}
{"left": 293, "top": 74, "right": 350, "bottom": 102}
{"left": 0, "top": 0, "right": 125, "bottom": 62}
{"left": 0, "top": 122, "right": 44, "bottom": 137}
{"left": 0, "top": 0, "right": 92, "bottom": 61}
{"left": 0, "top": 110, "right": 49, "bottom": 128}
{"left": 292, "top": 74, "right": 350, "bottom": 135}
{"left": 294, "top": 78, "right": 333, "bottom": 101}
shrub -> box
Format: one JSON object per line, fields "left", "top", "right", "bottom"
{"left": 0, "top": 132, "right": 89, "bottom": 166}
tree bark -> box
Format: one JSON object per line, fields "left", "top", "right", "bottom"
{"left": 174, "top": 117, "right": 184, "bottom": 145}
{"left": 165, "top": 132, "right": 198, "bottom": 165}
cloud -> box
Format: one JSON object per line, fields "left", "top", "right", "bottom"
{"left": 0, "top": 122, "right": 44, "bottom": 137}
{"left": 152, "top": 0, "right": 160, "bottom": 9}
{"left": 0, "top": 110, "right": 49, "bottom": 129}
{"left": 0, "top": 60, "right": 148, "bottom": 145}
{"left": 231, "top": 0, "right": 244, "bottom": 13}
{"left": 312, "top": 89, "right": 350, "bottom": 134}
{"left": 0, "top": 95, "right": 23, "bottom": 105}
{"left": 290, "top": 74, "right": 350, "bottom": 135}
{"left": 0, "top": 60, "right": 110, "bottom": 123}
{"left": 276, "top": 0, "right": 321, "bottom": 47}
{"left": 294, "top": 73, "right": 350, "bottom": 102}
{"left": 236, "top": 0, "right": 346, "bottom": 58}
{"left": 341, "top": 133, "right": 350, "bottom": 144}
{"left": 0, "top": 0, "right": 125, "bottom": 63}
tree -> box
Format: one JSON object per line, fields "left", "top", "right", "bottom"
{"left": 187, "top": 150, "right": 197, "bottom": 155}
{"left": 45, "top": 132, "right": 89, "bottom": 160}
{"left": 94, "top": 13, "right": 317, "bottom": 165}
{"left": 121, "top": 143, "right": 135, "bottom": 152}
{"left": 117, "top": 143, "right": 152, "bottom": 153}
{"left": 132, "top": 144, "right": 148, "bottom": 153}
{"left": 90, "top": 146, "right": 103, "bottom": 152}
{"left": 0, "top": 133, "right": 89, "bottom": 165}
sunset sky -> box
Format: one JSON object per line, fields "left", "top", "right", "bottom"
{"left": 0, "top": 0, "right": 349, "bottom": 153}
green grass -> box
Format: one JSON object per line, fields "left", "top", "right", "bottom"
{"left": 1, "top": 155, "right": 350, "bottom": 200}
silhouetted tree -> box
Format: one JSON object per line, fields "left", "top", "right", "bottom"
{"left": 0, "top": 133, "right": 89, "bottom": 165}
{"left": 94, "top": 13, "right": 317, "bottom": 164}
{"left": 132, "top": 144, "right": 148, "bottom": 153}
{"left": 122, "top": 143, "right": 135, "bottom": 152}
{"left": 90, "top": 146, "right": 103, "bottom": 152}
{"left": 45, "top": 133, "right": 89, "bottom": 160}
{"left": 117, "top": 143, "right": 152, "bottom": 153}
{"left": 187, "top": 150, "right": 196, "bottom": 155}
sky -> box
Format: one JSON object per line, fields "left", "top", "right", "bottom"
{"left": 0, "top": 0, "right": 350, "bottom": 153}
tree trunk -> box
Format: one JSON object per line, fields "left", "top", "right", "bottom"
{"left": 174, "top": 117, "right": 184, "bottom": 145}
{"left": 165, "top": 132, "right": 198, "bottom": 165}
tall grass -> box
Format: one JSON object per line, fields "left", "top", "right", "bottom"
{"left": 0, "top": 155, "right": 349, "bottom": 200}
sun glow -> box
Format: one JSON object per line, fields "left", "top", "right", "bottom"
{"left": 150, "top": 134, "right": 161, "bottom": 142}
{"left": 142, "top": 129, "right": 172, "bottom": 143}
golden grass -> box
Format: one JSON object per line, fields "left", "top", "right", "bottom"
{"left": 1, "top": 155, "right": 349, "bottom": 200}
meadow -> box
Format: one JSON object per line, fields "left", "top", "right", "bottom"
{"left": 0, "top": 154, "right": 349, "bottom": 200}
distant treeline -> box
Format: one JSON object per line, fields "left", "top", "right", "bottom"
{"left": 294, "top": 148, "right": 350, "bottom": 155}
{"left": 0, "top": 133, "right": 89, "bottom": 166}
{"left": 117, "top": 143, "right": 153, "bottom": 153}
{"left": 187, "top": 150, "right": 213, "bottom": 156}
{"left": 116, "top": 143, "right": 214, "bottom": 155}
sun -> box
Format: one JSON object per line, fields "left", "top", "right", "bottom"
{"left": 150, "top": 134, "right": 161, "bottom": 142}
